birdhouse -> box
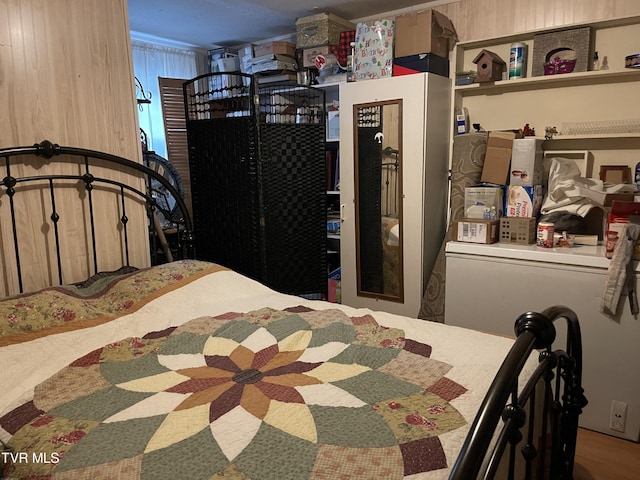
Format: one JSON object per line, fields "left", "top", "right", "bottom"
{"left": 472, "top": 49, "right": 506, "bottom": 82}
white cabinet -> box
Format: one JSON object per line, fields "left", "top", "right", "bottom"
{"left": 339, "top": 73, "right": 451, "bottom": 317}
{"left": 444, "top": 241, "right": 640, "bottom": 441}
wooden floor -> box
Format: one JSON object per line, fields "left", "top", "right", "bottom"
{"left": 574, "top": 428, "right": 640, "bottom": 480}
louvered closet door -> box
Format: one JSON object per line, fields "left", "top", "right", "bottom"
{"left": 159, "top": 77, "right": 192, "bottom": 216}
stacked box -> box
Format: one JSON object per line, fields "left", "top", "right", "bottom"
{"left": 394, "top": 9, "right": 458, "bottom": 59}
{"left": 392, "top": 53, "right": 449, "bottom": 78}
{"left": 510, "top": 138, "right": 545, "bottom": 186}
{"left": 254, "top": 41, "right": 296, "bottom": 58}
{"left": 464, "top": 186, "right": 504, "bottom": 218}
{"left": 452, "top": 218, "right": 499, "bottom": 244}
{"left": 499, "top": 217, "right": 536, "bottom": 244}
{"left": 296, "top": 12, "right": 355, "bottom": 48}
{"left": 481, "top": 131, "right": 520, "bottom": 185}
{"left": 505, "top": 185, "right": 543, "bottom": 217}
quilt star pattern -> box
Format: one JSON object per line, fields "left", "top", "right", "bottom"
{"left": 3, "top": 306, "right": 468, "bottom": 479}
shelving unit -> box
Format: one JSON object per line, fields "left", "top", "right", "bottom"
{"left": 315, "top": 82, "right": 343, "bottom": 301}
{"left": 451, "top": 15, "right": 640, "bottom": 173}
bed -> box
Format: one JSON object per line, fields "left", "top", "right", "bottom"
{"left": 0, "top": 141, "right": 587, "bottom": 479}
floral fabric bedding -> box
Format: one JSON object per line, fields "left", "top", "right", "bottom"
{"left": 0, "top": 260, "right": 226, "bottom": 346}
{"left": 0, "top": 260, "right": 536, "bottom": 479}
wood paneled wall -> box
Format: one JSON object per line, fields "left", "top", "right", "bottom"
{"left": 433, "top": 0, "right": 640, "bottom": 42}
{"left": 0, "top": 0, "right": 149, "bottom": 295}
{"left": 0, "top": 0, "right": 139, "bottom": 155}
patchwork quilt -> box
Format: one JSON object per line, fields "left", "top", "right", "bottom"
{"left": 1, "top": 306, "right": 469, "bottom": 479}
{"left": 0, "top": 260, "right": 537, "bottom": 480}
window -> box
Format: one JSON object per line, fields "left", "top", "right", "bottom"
{"left": 131, "top": 37, "right": 205, "bottom": 157}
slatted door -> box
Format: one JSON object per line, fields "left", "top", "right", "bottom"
{"left": 159, "top": 77, "right": 192, "bottom": 216}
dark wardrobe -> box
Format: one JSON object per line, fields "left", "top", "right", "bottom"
{"left": 183, "top": 73, "right": 327, "bottom": 297}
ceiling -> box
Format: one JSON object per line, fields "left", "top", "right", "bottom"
{"left": 127, "top": 0, "right": 445, "bottom": 48}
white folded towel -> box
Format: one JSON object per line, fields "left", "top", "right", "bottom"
{"left": 601, "top": 224, "right": 640, "bottom": 318}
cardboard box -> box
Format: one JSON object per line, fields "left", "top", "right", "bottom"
{"left": 392, "top": 53, "right": 449, "bottom": 78}
{"left": 296, "top": 12, "right": 355, "bottom": 48}
{"left": 394, "top": 9, "right": 458, "bottom": 59}
{"left": 452, "top": 218, "right": 499, "bottom": 244}
{"left": 499, "top": 217, "right": 536, "bottom": 244}
{"left": 481, "top": 131, "right": 521, "bottom": 185}
{"left": 302, "top": 46, "right": 332, "bottom": 68}
{"left": 510, "top": 138, "right": 545, "bottom": 186}
{"left": 464, "top": 186, "right": 504, "bottom": 218}
{"left": 505, "top": 185, "right": 543, "bottom": 217}
{"left": 254, "top": 41, "right": 296, "bottom": 58}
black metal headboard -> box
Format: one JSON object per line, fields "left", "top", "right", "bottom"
{"left": 0, "top": 140, "right": 193, "bottom": 294}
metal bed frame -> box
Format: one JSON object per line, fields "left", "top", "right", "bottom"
{"left": 0, "top": 141, "right": 585, "bottom": 479}
{"left": 450, "top": 305, "right": 587, "bottom": 479}
{"left": 0, "top": 140, "right": 193, "bottom": 294}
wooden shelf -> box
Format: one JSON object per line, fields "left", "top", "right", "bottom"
{"left": 553, "top": 133, "right": 640, "bottom": 140}
{"left": 455, "top": 69, "right": 640, "bottom": 96}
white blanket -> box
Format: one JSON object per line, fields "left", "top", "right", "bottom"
{"left": 0, "top": 268, "right": 537, "bottom": 479}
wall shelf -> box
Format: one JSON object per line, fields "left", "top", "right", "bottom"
{"left": 450, "top": 14, "right": 640, "bottom": 173}
{"left": 455, "top": 68, "right": 640, "bottom": 96}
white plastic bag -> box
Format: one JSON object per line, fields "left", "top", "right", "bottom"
{"left": 541, "top": 157, "right": 635, "bottom": 216}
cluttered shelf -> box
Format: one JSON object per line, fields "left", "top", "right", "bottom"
{"left": 454, "top": 68, "right": 640, "bottom": 96}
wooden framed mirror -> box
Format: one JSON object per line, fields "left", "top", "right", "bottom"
{"left": 353, "top": 99, "right": 403, "bottom": 303}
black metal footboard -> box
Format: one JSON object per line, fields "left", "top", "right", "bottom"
{"left": 450, "top": 306, "right": 588, "bottom": 479}
{"left": 0, "top": 140, "right": 194, "bottom": 294}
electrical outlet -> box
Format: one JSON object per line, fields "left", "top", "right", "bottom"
{"left": 609, "top": 400, "right": 628, "bottom": 433}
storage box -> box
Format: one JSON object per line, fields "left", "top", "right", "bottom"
{"left": 464, "top": 186, "right": 504, "bottom": 218}
{"left": 394, "top": 9, "right": 458, "bottom": 59}
{"left": 481, "top": 131, "right": 521, "bottom": 185}
{"left": 510, "top": 138, "right": 545, "bottom": 186}
{"left": 302, "top": 46, "right": 332, "bottom": 68}
{"left": 505, "top": 185, "right": 543, "bottom": 217}
{"left": 254, "top": 41, "right": 296, "bottom": 58}
{"left": 499, "top": 217, "right": 536, "bottom": 244}
{"left": 296, "top": 12, "right": 356, "bottom": 48}
{"left": 452, "top": 218, "right": 499, "bottom": 244}
{"left": 207, "top": 47, "right": 238, "bottom": 73}
{"left": 392, "top": 53, "right": 449, "bottom": 78}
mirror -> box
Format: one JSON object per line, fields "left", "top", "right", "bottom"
{"left": 353, "top": 99, "right": 403, "bottom": 303}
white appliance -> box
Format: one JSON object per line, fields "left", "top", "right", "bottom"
{"left": 445, "top": 241, "right": 640, "bottom": 441}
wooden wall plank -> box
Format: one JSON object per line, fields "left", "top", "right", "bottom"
{"left": 435, "top": 0, "right": 640, "bottom": 42}
{"left": 0, "top": 0, "right": 149, "bottom": 296}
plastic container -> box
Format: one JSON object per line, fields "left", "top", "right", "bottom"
{"left": 509, "top": 42, "right": 527, "bottom": 79}
{"left": 454, "top": 107, "right": 469, "bottom": 135}
{"left": 536, "top": 222, "right": 555, "bottom": 248}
